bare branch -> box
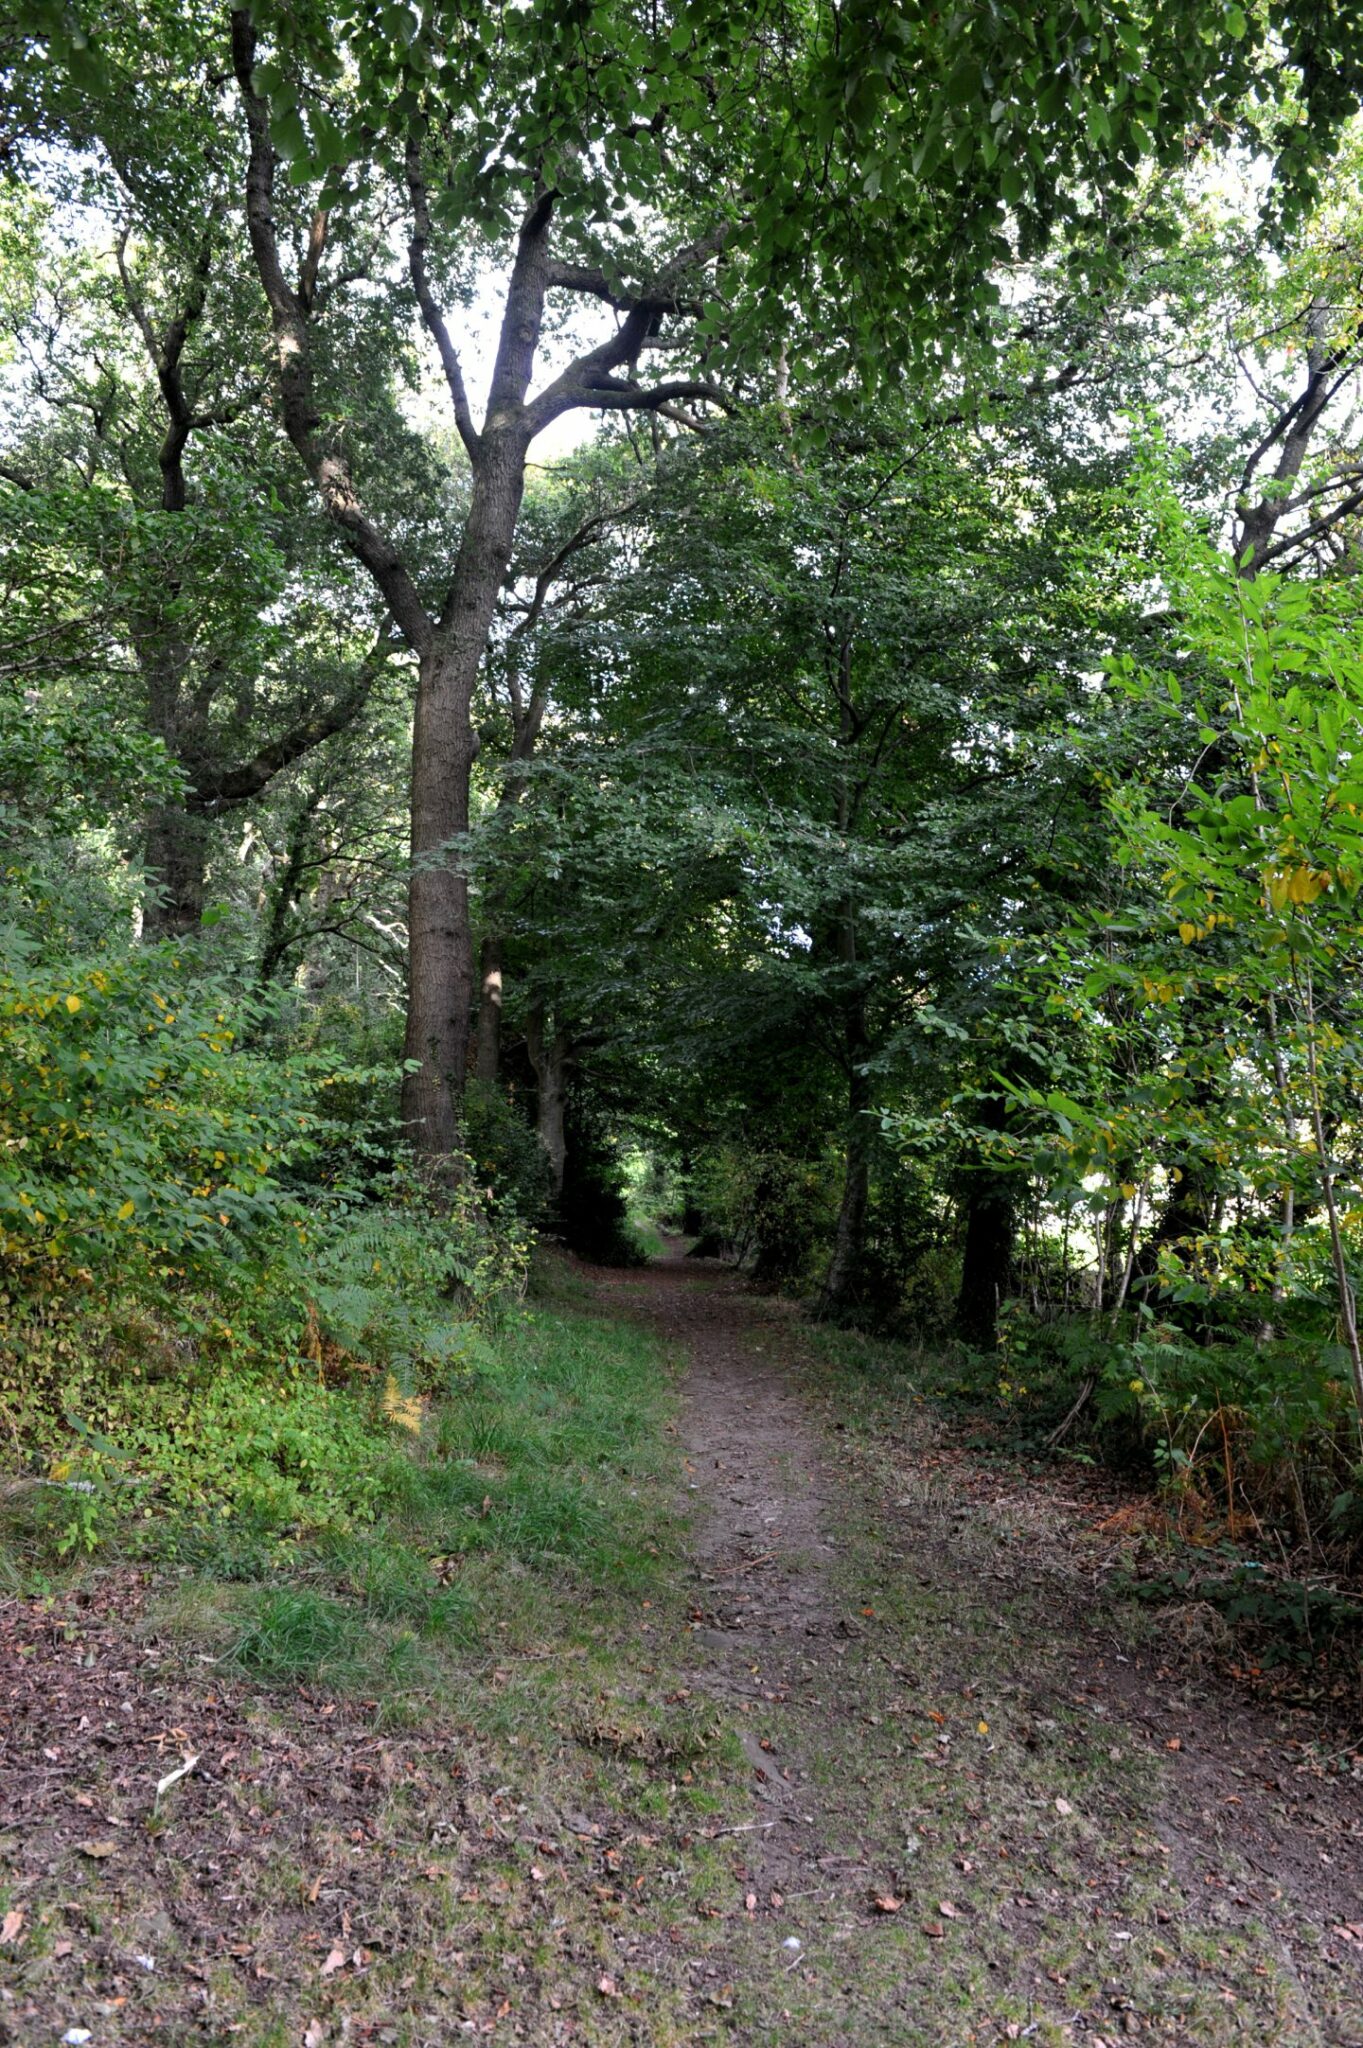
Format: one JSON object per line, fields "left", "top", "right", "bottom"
{"left": 544, "top": 260, "right": 629, "bottom": 308}
{"left": 231, "top": 9, "right": 432, "bottom": 656}
{"left": 405, "top": 130, "right": 480, "bottom": 461}
{"left": 194, "top": 623, "right": 399, "bottom": 806}
{"left": 298, "top": 208, "right": 327, "bottom": 313}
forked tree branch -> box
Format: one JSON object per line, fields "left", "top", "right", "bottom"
{"left": 230, "top": 9, "right": 433, "bottom": 656}
{"left": 405, "top": 130, "right": 480, "bottom": 461}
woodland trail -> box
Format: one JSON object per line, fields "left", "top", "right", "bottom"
{"left": 4, "top": 1249, "right": 1363, "bottom": 2048}
{"left": 586, "top": 1243, "right": 1363, "bottom": 2047}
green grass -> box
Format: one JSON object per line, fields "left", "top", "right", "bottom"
{"left": 627, "top": 1213, "right": 668, "bottom": 1259}
{"left": 142, "top": 1300, "right": 682, "bottom": 1722}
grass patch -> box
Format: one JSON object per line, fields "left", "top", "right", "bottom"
{"left": 143, "top": 1301, "right": 681, "bottom": 1721}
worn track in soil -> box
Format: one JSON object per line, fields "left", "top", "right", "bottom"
{"left": 590, "top": 1245, "right": 1363, "bottom": 2046}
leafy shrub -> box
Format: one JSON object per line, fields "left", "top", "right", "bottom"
{"left": 558, "top": 1101, "right": 646, "bottom": 1265}
{"left": 689, "top": 1144, "right": 834, "bottom": 1284}
{"left": 463, "top": 1080, "right": 554, "bottom": 1225}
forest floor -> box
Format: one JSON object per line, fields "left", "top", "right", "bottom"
{"left": 2, "top": 1245, "right": 1362, "bottom": 2047}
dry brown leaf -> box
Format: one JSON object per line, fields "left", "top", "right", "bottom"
{"left": 744, "top": 1891, "right": 757, "bottom": 1913}
{"left": 939, "top": 1900, "right": 959, "bottom": 1919}
{"left": 1054, "top": 1797, "right": 1074, "bottom": 1817}
{"left": 1, "top": 1908, "right": 23, "bottom": 1944}
{"left": 303, "top": 2021, "right": 325, "bottom": 2048}
{"left": 922, "top": 1920, "right": 945, "bottom": 1939}
{"left": 318, "top": 1947, "right": 346, "bottom": 1978}
{"left": 79, "top": 1840, "right": 117, "bottom": 1860}
{"left": 596, "top": 1972, "right": 621, "bottom": 1998}
{"left": 870, "top": 1892, "right": 903, "bottom": 1914}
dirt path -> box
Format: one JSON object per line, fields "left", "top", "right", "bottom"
{"left": 4, "top": 1249, "right": 1362, "bottom": 2047}
{"left": 591, "top": 1245, "right": 1363, "bottom": 2047}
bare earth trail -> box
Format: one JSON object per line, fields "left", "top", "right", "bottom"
{"left": 4, "top": 1248, "right": 1363, "bottom": 2047}
{"left": 588, "top": 1245, "right": 1363, "bottom": 2047}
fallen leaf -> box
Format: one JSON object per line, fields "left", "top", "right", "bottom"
{"left": 530, "top": 1865, "right": 546, "bottom": 1883}
{"left": 922, "top": 1920, "right": 945, "bottom": 1939}
{"left": 871, "top": 1893, "right": 903, "bottom": 1914}
{"left": 1, "top": 1908, "right": 23, "bottom": 1943}
{"left": 79, "top": 1839, "right": 117, "bottom": 1860}
{"left": 744, "top": 1891, "right": 757, "bottom": 1913}
{"left": 154, "top": 1753, "right": 199, "bottom": 1813}
{"left": 54, "top": 1939, "right": 73, "bottom": 1959}
{"left": 318, "top": 1947, "right": 346, "bottom": 1977}
{"left": 977, "top": 1720, "right": 990, "bottom": 1735}
{"left": 939, "top": 1900, "right": 959, "bottom": 1919}
{"left": 303, "top": 2022, "right": 325, "bottom": 2048}
{"left": 1055, "top": 1797, "right": 1074, "bottom": 1817}
{"left": 596, "top": 1972, "right": 620, "bottom": 1998}
{"left": 1166, "top": 1738, "right": 1182, "bottom": 1752}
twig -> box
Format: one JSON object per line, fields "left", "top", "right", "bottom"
{"left": 709, "top": 1551, "right": 777, "bottom": 1578}
{"left": 1044, "top": 1378, "right": 1094, "bottom": 1451}
{"left": 703, "top": 1820, "right": 779, "bottom": 1838}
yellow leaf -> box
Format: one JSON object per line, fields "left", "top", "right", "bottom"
{"left": 1177, "top": 922, "right": 1197, "bottom": 944}
{"left": 117, "top": 1199, "right": 135, "bottom": 1221}
{"left": 1120, "top": 1182, "right": 1137, "bottom": 1201}
{"left": 64, "top": 993, "right": 81, "bottom": 1013}
{"left": 977, "top": 1719, "right": 989, "bottom": 1736}
{"left": 382, "top": 1374, "right": 425, "bottom": 1435}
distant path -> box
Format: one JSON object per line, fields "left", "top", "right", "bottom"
{"left": 588, "top": 1240, "right": 1363, "bottom": 2046}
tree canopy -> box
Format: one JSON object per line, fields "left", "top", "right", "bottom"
{"left": 5, "top": 0, "right": 1363, "bottom": 1627}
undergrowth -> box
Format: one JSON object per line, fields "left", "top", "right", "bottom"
{"left": 802, "top": 1317, "right": 1363, "bottom": 1697}
{"left": 9, "top": 1289, "right": 683, "bottom": 1724}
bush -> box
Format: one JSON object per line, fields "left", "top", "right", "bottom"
{"left": 689, "top": 1144, "right": 834, "bottom": 1284}
{"left": 558, "top": 1101, "right": 646, "bottom": 1265}
{"left": 463, "top": 1080, "right": 554, "bottom": 1225}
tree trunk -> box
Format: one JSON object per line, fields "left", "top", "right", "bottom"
{"left": 400, "top": 436, "right": 530, "bottom": 1154}
{"left": 955, "top": 1089, "right": 1014, "bottom": 1350}
{"left": 142, "top": 800, "right": 209, "bottom": 939}
{"left": 475, "top": 931, "right": 504, "bottom": 1084}
{"left": 821, "top": 1055, "right": 872, "bottom": 1316}
{"left": 525, "top": 1002, "right": 570, "bottom": 1199}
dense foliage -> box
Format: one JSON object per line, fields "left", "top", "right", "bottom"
{"left": 4, "top": 4, "right": 1363, "bottom": 1591}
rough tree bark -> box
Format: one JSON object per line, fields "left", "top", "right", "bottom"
{"left": 525, "top": 1002, "right": 572, "bottom": 1199}
{"left": 954, "top": 1087, "right": 1014, "bottom": 1351}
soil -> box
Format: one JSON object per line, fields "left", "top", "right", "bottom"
{"left": 3, "top": 1245, "right": 1362, "bottom": 2046}
{"left": 587, "top": 1246, "right": 1363, "bottom": 2043}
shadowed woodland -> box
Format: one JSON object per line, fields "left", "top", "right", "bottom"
{"left": 4, "top": 4, "right": 1363, "bottom": 2043}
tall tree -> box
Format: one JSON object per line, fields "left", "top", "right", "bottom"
{"left": 16, "top": 0, "right": 1363, "bottom": 1157}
